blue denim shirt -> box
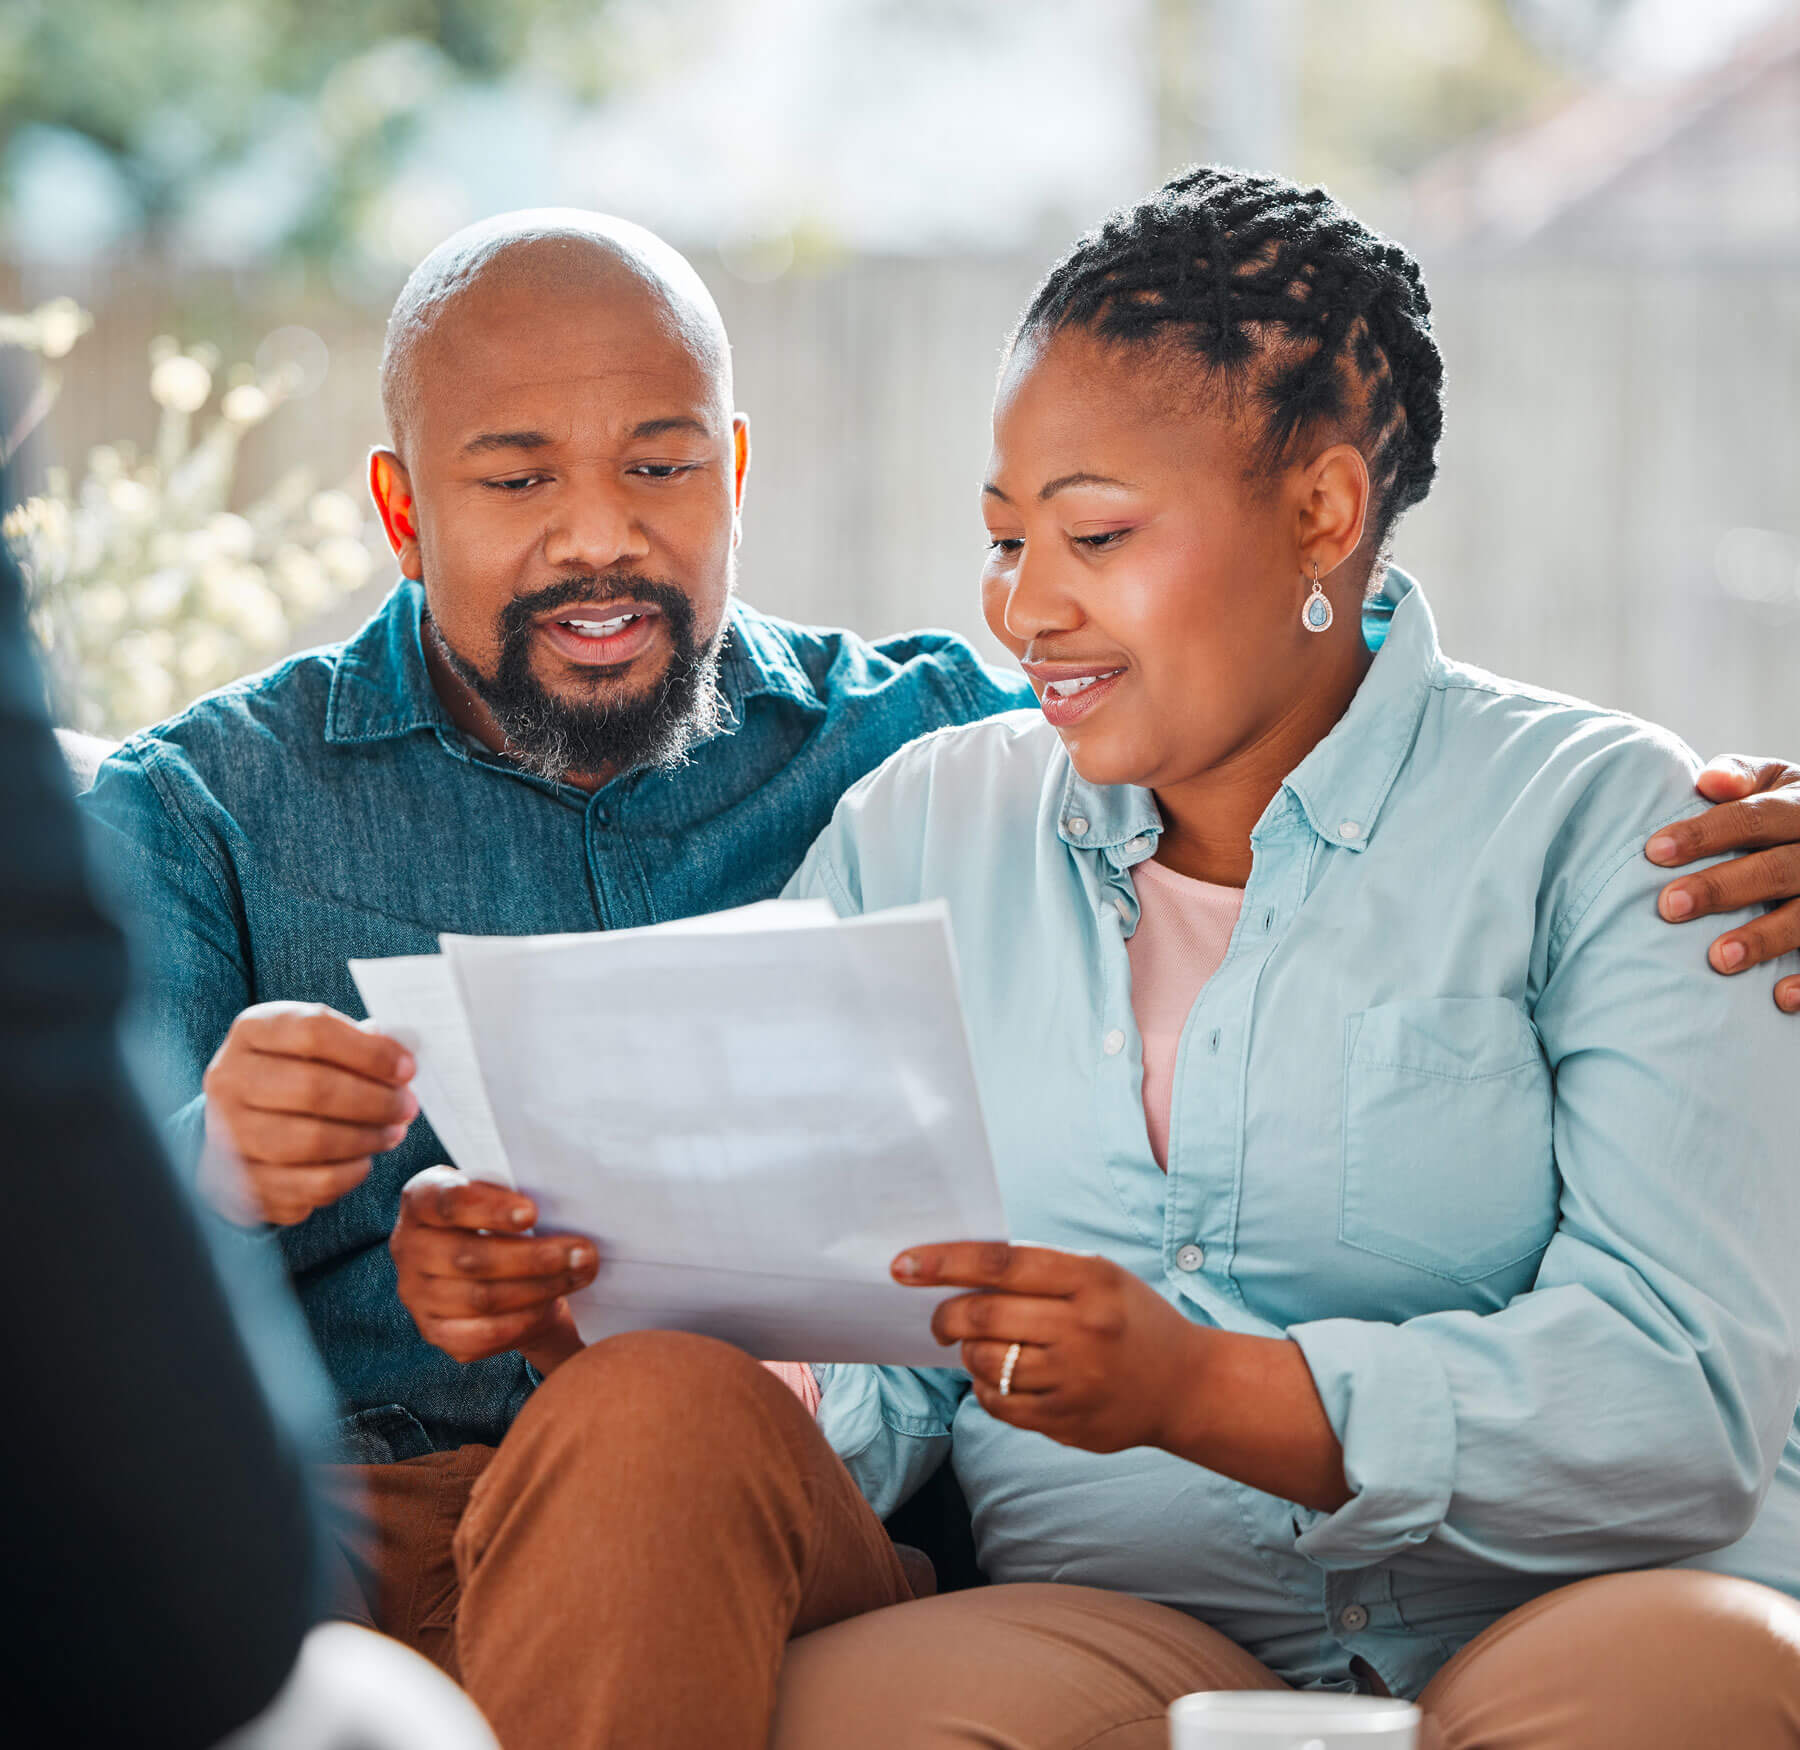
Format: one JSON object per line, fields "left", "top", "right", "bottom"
{"left": 794, "top": 568, "right": 1800, "bottom": 1696}
{"left": 81, "top": 579, "right": 1031, "bottom": 1457}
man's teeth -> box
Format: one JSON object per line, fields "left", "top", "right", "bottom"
{"left": 561, "top": 614, "right": 640, "bottom": 636}
{"left": 1045, "top": 672, "right": 1118, "bottom": 697}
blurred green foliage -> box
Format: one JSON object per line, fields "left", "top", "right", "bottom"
{"left": 0, "top": 0, "right": 626, "bottom": 254}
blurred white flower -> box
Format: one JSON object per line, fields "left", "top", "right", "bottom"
{"left": 220, "top": 382, "right": 272, "bottom": 425}
{"left": 206, "top": 511, "right": 257, "bottom": 562}
{"left": 6, "top": 314, "right": 378, "bottom": 735}
{"left": 307, "top": 488, "right": 363, "bottom": 538}
{"left": 149, "top": 353, "right": 213, "bottom": 413}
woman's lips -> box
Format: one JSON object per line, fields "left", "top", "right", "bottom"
{"left": 1033, "top": 667, "right": 1127, "bottom": 729}
{"left": 536, "top": 608, "right": 663, "bottom": 668}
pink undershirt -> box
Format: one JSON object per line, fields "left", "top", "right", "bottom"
{"left": 1127, "top": 857, "right": 1244, "bottom": 1171}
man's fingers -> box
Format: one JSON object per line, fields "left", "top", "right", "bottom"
{"left": 1646, "top": 793, "right": 1800, "bottom": 868}
{"left": 1704, "top": 898, "right": 1800, "bottom": 978}
{"left": 233, "top": 1003, "right": 416, "bottom": 1084}
{"left": 228, "top": 1107, "right": 410, "bottom": 1165}
{"left": 423, "top": 1307, "right": 564, "bottom": 1366}
{"left": 894, "top": 1241, "right": 1087, "bottom": 1296}
{"left": 409, "top": 1265, "right": 596, "bottom": 1321}
{"left": 236, "top": 1053, "right": 419, "bottom": 1126}
{"left": 1658, "top": 845, "right": 1800, "bottom": 923}
{"left": 403, "top": 1225, "right": 597, "bottom": 1283}
{"left": 253, "top": 1159, "right": 373, "bottom": 1223}
{"left": 400, "top": 1169, "right": 537, "bottom": 1233}
{"left": 1692, "top": 754, "right": 1769, "bottom": 803}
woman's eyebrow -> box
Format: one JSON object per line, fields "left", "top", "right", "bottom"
{"left": 1037, "top": 471, "right": 1136, "bottom": 499}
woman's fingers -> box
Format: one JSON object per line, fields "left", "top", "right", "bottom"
{"left": 894, "top": 1240, "right": 1091, "bottom": 1295}
{"left": 930, "top": 1290, "right": 1068, "bottom": 1349}
{"left": 961, "top": 1337, "right": 1053, "bottom": 1395}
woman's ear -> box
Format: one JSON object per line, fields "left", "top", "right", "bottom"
{"left": 1297, "top": 441, "right": 1372, "bottom": 581}
{"left": 368, "top": 448, "right": 423, "bottom": 581}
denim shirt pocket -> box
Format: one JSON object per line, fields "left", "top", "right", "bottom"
{"left": 1340, "top": 997, "right": 1556, "bottom": 1284}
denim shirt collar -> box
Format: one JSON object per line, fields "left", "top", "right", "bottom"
{"left": 324, "top": 581, "right": 824, "bottom": 749}
{"left": 1054, "top": 565, "right": 1438, "bottom": 863}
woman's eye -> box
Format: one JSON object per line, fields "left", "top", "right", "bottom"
{"left": 987, "top": 537, "right": 1024, "bottom": 555}
{"left": 1075, "top": 529, "right": 1128, "bottom": 550}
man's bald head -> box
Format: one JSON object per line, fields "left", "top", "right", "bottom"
{"left": 379, "top": 208, "right": 732, "bottom": 460}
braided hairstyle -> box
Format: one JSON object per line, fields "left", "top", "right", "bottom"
{"left": 1014, "top": 166, "right": 1445, "bottom": 554}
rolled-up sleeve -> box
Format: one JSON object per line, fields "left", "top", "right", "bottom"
{"left": 814, "top": 1363, "right": 969, "bottom": 1521}
{"left": 1288, "top": 830, "right": 1800, "bottom": 1574}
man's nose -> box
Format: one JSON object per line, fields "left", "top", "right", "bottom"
{"left": 542, "top": 477, "right": 651, "bottom": 574}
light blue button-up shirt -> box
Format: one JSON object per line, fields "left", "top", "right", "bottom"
{"left": 791, "top": 568, "right": 1800, "bottom": 1698}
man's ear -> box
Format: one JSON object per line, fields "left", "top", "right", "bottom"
{"left": 731, "top": 415, "right": 751, "bottom": 546}
{"left": 368, "top": 448, "right": 423, "bottom": 581}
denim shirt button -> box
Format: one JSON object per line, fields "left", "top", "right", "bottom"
{"left": 1066, "top": 816, "right": 1090, "bottom": 837}
{"left": 1102, "top": 1028, "right": 1126, "bottom": 1057}
{"left": 1175, "top": 1243, "right": 1205, "bottom": 1273}
{"left": 1338, "top": 1604, "right": 1370, "bottom": 1634}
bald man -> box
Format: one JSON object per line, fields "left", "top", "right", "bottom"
{"left": 80, "top": 211, "right": 1800, "bottom": 1732}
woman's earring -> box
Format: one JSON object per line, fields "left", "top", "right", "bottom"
{"left": 1302, "top": 561, "right": 1334, "bottom": 634}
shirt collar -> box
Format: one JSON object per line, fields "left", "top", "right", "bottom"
{"left": 1053, "top": 565, "right": 1437, "bottom": 859}
{"left": 1278, "top": 565, "right": 1436, "bottom": 853}
{"left": 325, "top": 578, "right": 452, "bottom": 746}
{"left": 325, "top": 584, "right": 825, "bottom": 748}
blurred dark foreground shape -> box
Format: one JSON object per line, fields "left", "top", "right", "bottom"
{"left": 0, "top": 452, "right": 496, "bottom": 1745}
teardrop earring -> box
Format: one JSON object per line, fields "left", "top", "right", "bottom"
{"left": 1301, "top": 561, "right": 1334, "bottom": 634}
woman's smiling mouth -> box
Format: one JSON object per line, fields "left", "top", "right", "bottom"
{"left": 1024, "top": 663, "right": 1129, "bottom": 728}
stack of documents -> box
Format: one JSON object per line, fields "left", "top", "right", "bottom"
{"left": 350, "top": 900, "right": 1006, "bottom": 1365}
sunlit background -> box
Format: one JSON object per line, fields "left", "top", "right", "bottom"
{"left": 4, "top": 0, "right": 1798, "bottom": 755}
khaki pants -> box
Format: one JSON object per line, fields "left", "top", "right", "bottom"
{"left": 328, "top": 1332, "right": 1800, "bottom": 1749}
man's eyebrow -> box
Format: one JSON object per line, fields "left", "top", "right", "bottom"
{"left": 462, "top": 430, "right": 551, "bottom": 456}
{"left": 630, "top": 415, "right": 713, "bottom": 440}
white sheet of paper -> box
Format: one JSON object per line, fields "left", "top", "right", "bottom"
{"left": 441, "top": 901, "right": 1007, "bottom": 1364}
{"left": 349, "top": 953, "right": 515, "bottom": 1186}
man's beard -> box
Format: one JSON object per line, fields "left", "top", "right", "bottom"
{"left": 429, "top": 574, "right": 726, "bottom": 783}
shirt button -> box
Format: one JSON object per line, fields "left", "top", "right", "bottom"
{"left": 1102, "top": 1028, "right": 1126, "bottom": 1056}
{"left": 1111, "top": 895, "right": 1131, "bottom": 922}
{"left": 1339, "top": 819, "right": 1364, "bottom": 841}
{"left": 1175, "top": 1243, "right": 1205, "bottom": 1273}
{"left": 1338, "top": 1604, "right": 1370, "bottom": 1634}
{"left": 1123, "top": 834, "right": 1151, "bottom": 855}
{"left": 1066, "top": 816, "right": 1090, "bottom": 838}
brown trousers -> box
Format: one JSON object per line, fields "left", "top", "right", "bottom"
{"left": 328, "top": 1332, "right": 1800, "bottom": 1749}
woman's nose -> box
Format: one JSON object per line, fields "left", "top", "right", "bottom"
{"left": 1002, "top": 547, "right": 1083, "bottom": 644}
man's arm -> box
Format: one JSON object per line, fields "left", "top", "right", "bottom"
{"left": 0, "top": 547, "right": 324, "bottom": 1744}
{"left": 82, "top": 750, "right": 418, "bottom": 1223}
{"left": 1656, "top": 755, "right": 1800, "bottom": 1012}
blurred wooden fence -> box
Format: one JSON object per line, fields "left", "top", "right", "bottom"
{"left": 10, "top": 253, "right": 1799, "bottom": 756}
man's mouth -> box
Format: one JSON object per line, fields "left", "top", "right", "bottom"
{"left": 536, "top": 604, "right": 664, "bottom": 668}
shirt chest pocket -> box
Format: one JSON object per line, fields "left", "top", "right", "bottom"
{"left": 1340, "top": 997, "right": 1557, "bottom": 1284}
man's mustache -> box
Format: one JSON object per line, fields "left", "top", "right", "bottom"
{"left": 499, "top": 574, "right": 694, "bottom": 640}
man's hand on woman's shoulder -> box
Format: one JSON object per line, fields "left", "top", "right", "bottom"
{"left": 1651, "top": 755, "right": 1800, "bottom": 1012}
{"left": 199, "top": 1001, "right": 419, "bottom": 1224}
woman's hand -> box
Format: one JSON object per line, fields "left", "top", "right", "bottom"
{"left": 899, "top": 1241, "right": 1201, "bottom": 1453}
{"left": 1654, "top": 755, "right": 1800, "bottom": 1012}
{"left": 896, "top": 1240, "right": 1351, "bottom": 1511}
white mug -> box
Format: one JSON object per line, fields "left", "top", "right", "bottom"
{"left": 1168, "top": 1691, "right": 1420, "bottom": 1750}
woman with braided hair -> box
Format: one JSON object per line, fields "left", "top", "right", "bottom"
{"left": 485, "top": 170, "right": 1800, "bottom": 1746}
